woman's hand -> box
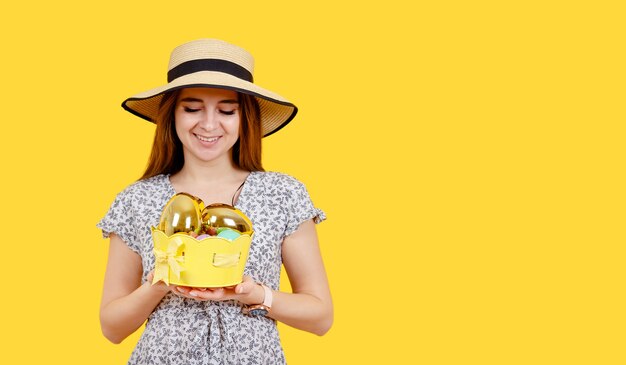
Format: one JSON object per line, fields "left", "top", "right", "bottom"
{"left": 145, "top": 270, "right": 177, "bottom": 294}
{"left": 172, "top": 275, "right": 265, "bottom": 305}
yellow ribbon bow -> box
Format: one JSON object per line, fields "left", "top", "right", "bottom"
{"left": 152, "top": 236, "right": 185, "bottom": 285}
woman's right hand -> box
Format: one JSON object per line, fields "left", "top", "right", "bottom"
{"left": 146, "top": 270, "right": 198, "bottom": 299}
{"left": 145, "top": 270, "right": 172, "bottom": 294}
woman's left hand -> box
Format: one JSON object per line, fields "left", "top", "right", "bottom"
{"left": 173, "top": 275, "right": 264, "bottom": 305}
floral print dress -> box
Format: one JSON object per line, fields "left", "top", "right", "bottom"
{"left": 97, "top": 171, "right": 325, "bottom": 364}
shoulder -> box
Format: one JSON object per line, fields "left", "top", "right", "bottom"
{"left": 249, "top": 171, "right": 314, "bottom": 206}
{"left": 251, "top": 171, "right": 307, "bottom": 192}
{"left": 120, "top": 174, "right": 168, "bottom": 195}
{"left": 112, "top": 174, "right": 170, "bottom": 206}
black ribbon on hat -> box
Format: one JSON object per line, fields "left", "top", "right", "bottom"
{"left": 167, "top": 59, "right": 254, "bottom": 83}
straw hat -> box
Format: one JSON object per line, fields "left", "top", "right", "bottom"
{"left": 122, "top": 39, "right": 298, "bottom": 137}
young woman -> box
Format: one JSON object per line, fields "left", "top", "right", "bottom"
{"left": 97, "top": 39, "right": 332, "bottom": 364}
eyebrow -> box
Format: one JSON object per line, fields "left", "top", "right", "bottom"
{"left": 179, "top": 97, "right": 239, "bottom": 104}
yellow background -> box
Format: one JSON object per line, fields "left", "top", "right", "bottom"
{"left": 0, "top": 1, "right": 624, "bottom": 364}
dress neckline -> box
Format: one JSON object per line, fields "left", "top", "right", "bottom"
{"left": 164, "top": 171, "right": 255, "bottom": 208}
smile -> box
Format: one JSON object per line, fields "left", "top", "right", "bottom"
{"left": 194, "top": 134, "right": 220, "bottom": 143}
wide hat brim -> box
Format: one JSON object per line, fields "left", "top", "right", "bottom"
{"left": 122, "top": 71, "right": 298, "bottom": 137}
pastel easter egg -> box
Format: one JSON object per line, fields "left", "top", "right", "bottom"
{"left": 217, "top": 228, "right": 241, "bottom": 240}
{"left": 196, "top": 234, "right": 210, "bottom": 240}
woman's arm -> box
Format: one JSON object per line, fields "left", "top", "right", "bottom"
{"left": 183, "top": 219, "right": 333, "bottom": 335}
{"left": 269, "top": 219, "right": 333, "bottom": 335}
{"left": 99, "top": 233, "right": 170, "bottom": 344}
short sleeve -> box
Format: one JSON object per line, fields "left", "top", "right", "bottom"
{"left": 284, "top": 178, "right": 326, "bottom": 237}
{"left": 96, "top": 188, "right": 140, "bottom": 254}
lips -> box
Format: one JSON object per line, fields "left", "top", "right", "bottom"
{"left": 194, "top": 133, "right": 220, "bottom": 143}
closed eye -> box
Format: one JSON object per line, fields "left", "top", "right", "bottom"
{"left": 219, "top": 110, "right": 236, "bottom": 115}
{"left": 183, "top": 107, "right": 201, "bottom": 113}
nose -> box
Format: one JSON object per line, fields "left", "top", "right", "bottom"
{"left": 198, "top": 110, "right": 218, "bottom": 131}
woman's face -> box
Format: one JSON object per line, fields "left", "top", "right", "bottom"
{"left": 174, "top": 87, "right": 240, "bottom": 165}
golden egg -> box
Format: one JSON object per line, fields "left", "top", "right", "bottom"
{"left": 158, "top": 192, "right": 205, "bottom": 236}
{"left": 201, "top": 203, "right": 253, "bottom": 235}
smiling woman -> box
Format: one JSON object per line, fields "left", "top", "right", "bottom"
{"left": 142, "top": 88, "right": 264, "bottom": 180}
{"left": 175, "top": 88, "right": 242, "bottom": 167}
{"left": 97, "top": 39, "right": 332, "bottom": 365}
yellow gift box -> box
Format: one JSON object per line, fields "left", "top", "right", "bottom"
{"left": 152, "top": 229, "right": 253, "bottom": 287}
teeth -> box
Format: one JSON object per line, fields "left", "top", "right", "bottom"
{"left": 196, "top": 134, "right": 218, "bottom": 142}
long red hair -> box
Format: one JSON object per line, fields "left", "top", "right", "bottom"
{"left": 140, "top": 89, "right": 264, "bottom": 180}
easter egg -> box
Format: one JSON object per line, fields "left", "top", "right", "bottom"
{"left": 196, "top": 234, "right": 210, "bottom": 240}
{"left": 217, "top": 228, "right": 241, "bottom": 240}
{"left": 158, "top": 192, "right": 205, "bottom": 236}
{"left": 201, "top": 203, "right": 253, "bottom": 235}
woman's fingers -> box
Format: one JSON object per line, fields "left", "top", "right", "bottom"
{"left": 175, "top": 286, "right": 191, "bottom": 294}
{"left": 173, "top": 286, "right": 203, "bottom": 300}
{"left": 170, "top": 277, "right": 256, "bottom": 302}
{"left": 235, "top": 275, "right": 256, "bottom": 294}
{"left": 188, "top": 287, "right": 227, "bottom": 300}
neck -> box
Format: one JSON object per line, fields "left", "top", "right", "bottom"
{"left": 175, "top": 156, "right": 241, "bottom": 184}
{"left": 169, "top": 150, "right": 251, "bottom": 205}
